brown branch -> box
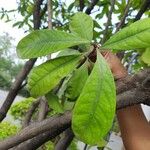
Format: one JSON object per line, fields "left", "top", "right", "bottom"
{"left": 0, "top": 112, "right": 71, "bottom": 149}
{"left": 40, "top": 4, "right": 47, "bottom": 19}
{"left": 85, "top": 0, "right": 99, "bottom": 15}
{"left": 11, "top": 131, "right": 56, "bottom": 150}
{"left": 115, "top": 0, "right": 131, "bottom": 32}
{"left": 22, "top": 99, "right": 41, "bottom": 128}
{"left": 117, "top": 88, "right": 150, "bottom": 109}
{"left": 101, "top": 0, "right": 115, "bottom": 44}
{"left": 0, "top": 0, "right": 44, "bottom": 122}
{"left": 33, "top": 0, "right": 43, "bottom": 29}
{"left": 38, "top": 97, "right": 49, "bottom": 121}
{"left": 116, "top": 68, "right": 150, "bottom": 94}
{"left": 54, "top": 128, "right": 74, "bottom": 150}
{"left": 47, "top": 0, "right": 52, "bottom": 29}
{"left": 0, "top": 58, "right": 36, "bottom": 122}
{"left": 79, "top": 0, "right": 85, "bottom": 11}
{"left": 134, "top": 0, "right": 150, "bottom": 22}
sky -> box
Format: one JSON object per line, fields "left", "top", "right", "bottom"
{"left": 0, "top": 0, "right": 25, "bottom": 45}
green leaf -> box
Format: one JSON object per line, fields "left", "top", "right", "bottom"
{"left": 28, "top": 55, "right": 81, "bottom": 97}
{"left": 65, "top": 62, "right": 89, "bottom": 101}
{"left": 56, "top": 49, "right": 81, "bottom": 58}
{"left": 102, "top": 18, "right": 150, "bottom": 51}
{"left": 17, "top": 30, "right": 89, "bottom": 59}
{"left": 72, "top": 52, "right": 116, "bottom": 145}
{"left": 45, "top": 92, "right": 64, "bottom": 113}
{"left": 141, "top": 48, "right": 150, "bottom": 65}
{"left": 69, "top": 12, "right": 93, "bottom": 41}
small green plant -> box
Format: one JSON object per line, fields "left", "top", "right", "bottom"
{"left": 0, "top": 122, "right": 18, "bottom": 140}
{"left": 16, "top": 12, "right": 150, "bottom": 146}
{"left": 10, "top": 97, "right": 35, "bottom": 120}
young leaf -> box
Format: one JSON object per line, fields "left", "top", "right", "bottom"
{"left": 17, "top": 30, "right": 89, "bottom": 59}
{"left": 28, "top": 55, "right": 81, "bottom": 98}
{"left": 102, "top": 18, "right": 150, "bottom": 51}
{"left": 141, "top": 48, "right": 150, "bottom": 65}
{"left": 69, "top": 12, "right": 93, "bottom": 41}
{"left": 65, "top": 62, "right": 89, "bottom": 101}
{"left": 45, "top": 92, "right": 64, "bottom": 113}
{"left": 72, "top": 52, "right": 116, "bottom": 145}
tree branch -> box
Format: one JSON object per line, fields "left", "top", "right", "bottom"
{"left": 79, "top": 0, "right": 85, "bottom": 11}
{"left": 22, "top": 98, "right": 41, "bottom": 128}
{"left": 38, "top": 97, "right": 49, "bottom": 121}
{"left": 54, "top": 128, "right": 74, "bottom": 150}
{"left": 101, "top": 0, "right": 115, "bottom": 44}
{"left": 0, "top": 58, "right": 36, "bottom": 122}
{"left": 85, "top": 0, "right": 99, "bottom": 15}
{"left": 117, "top": 75, "right": 150, "bottom": 108}
{"left": 134, "top": 0, "right": 150, "bottom": 22}
{"left": 115, "top": 0, "right": 131, "bottom": 32}
{"left": 0, "top": 112, "right": 71, "bottom": 149}
{"left": 47, "top": 0, "right": 52, "bottom": 29}
{"left": 116, "top": 68, "right": 150, "bottom": 94}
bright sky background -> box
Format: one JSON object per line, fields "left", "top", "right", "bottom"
{"left": 0, "top": 0, "right": 25, "bottom": 44}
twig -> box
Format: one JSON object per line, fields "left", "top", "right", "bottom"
{"left": 54, "top": 128, "right": 74, "bottom": 150}
{"left": 79, "top": 0, "right": 85, "bottom": 11}
{"left": 47, "top": 0, "right": 52, "bottom": 29}
{"left": 85, "top": 0, "right": 99, "bottom": 15}
{"left": 22, "top": 98, "right": 41, "bottom": 128}
{"left": 83, "top": 144, "right": 88, "bottom": 150}
{"left": 38, "top": 97, "right": 49, "bottom": 121}
{"left": 115, "top": 0, "right": 131, "bottom": 32}
{"left": 33, "top": 0, "right": 43, "bottom": 29}
{"left": 134, "top": 0, "right": 150, "bottom": 22}
{"left": 101, "top": 0, "right": 115, "bottom": 44}
{"left": 40, "top": 4, "right": 47, "bottom": 19}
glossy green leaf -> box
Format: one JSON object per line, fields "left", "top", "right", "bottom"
{"left": 69, "top": 12, "right": 93, "bottom": 41}
{"left": 65, "top": 62, "right": 89, "bottom": 101}
{"left": 72, "top": 52, "right": 116, "bottom": 145}
{"left": 45, "top": 92, "right": 64, "bottom": 113}
{"left": 141, "top": 48, "right": 150, "bottom": 65}
{"left": 102, "top": 18, "right": 150, "bottom": 51}
{"left": 17, "top": 30, "right": 89, "bottom": 59}
{"left": 28, "top": 55, "right": 81, "bottom": 97}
